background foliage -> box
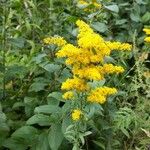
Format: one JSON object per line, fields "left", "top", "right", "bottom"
{"left": 0, "top": 0, "right": 149, "bottom": 150}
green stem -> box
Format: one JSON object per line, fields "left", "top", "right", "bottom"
{"left": 2, "top": 1, "right": 7, "bottom": 100}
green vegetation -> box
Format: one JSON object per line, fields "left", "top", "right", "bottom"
{"left": 0, "top": 0, "right": 149, "bottom": 150}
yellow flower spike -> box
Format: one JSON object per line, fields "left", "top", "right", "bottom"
{"left": 87, "top": 87, "right": 117, "bottom": 104}
{"left": 72, "top": 65, "right": 104, "bottom": 80}
{"left": 102, "top": 64, "right": 124, "bottom": 74}
{"left": 61, "top": 77, "right": 89, "bottom": 92}
{"left": 62, "top": 91, "right": 74, "bottom": 100}
{"left": 105, "top": 41, "right": 132, "bottom": 51}
{"left": 43, "top": 20, "right": 131, "bottom": 107}
{"left": 43, "top": 36, "right": 67, "bottom": 46}
{"left": 72, "top": 109, "right": 82, "bottom": 121}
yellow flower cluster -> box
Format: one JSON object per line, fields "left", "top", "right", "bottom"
{"left": 72, "top": 109, "right": 82, "bottom": 121}
{"left": 143, "top": 28, "right": 150, "bottom": 43}
{"left": 62, "top": 91, "right": 74, "bottom": 100}
{"left": 43, "top": 36, "right": 67, "bottom": 46}
{"left": 87, "top": 87, "right": 117, "bottom": 104}
{"left": 105, "top": 42, "right": 132, "bottom": 51}
{"left": 72, "top": 64, "right": 124, "bottom": 81}
{"left": 43, "top": 20, "right": 131, "bottom": 120}
{"left": 61, "top": 77, "right": 89, "bottom": 92}
{"left": 78, "top": 0, "right": 102, "bottom": 11}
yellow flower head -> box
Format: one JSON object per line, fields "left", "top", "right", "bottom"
{"left": 62, "top": 91, "right": 74, "bottom": 100}
{"left": 102, "top": 64, "right": 124, "bottom": 74}
{"left": 43, "top": 36, "right": 67, "bottom": 46}
{"left": 143, "top": 28, "right": 150, "bottom": 35}
{"left": 105, "top": 41, "right": 132, "bottom": 51}
{"left": 87, "top": 87, "right": 117, "bottom": 104}
{"left": 72, "top": 109, "right": 82, "bottom": 121}
{"left": 144, "top": 37, "right": 150, "bottom": 43}
{"left": 61, "top": 77, "right": 89, "bottom": 92}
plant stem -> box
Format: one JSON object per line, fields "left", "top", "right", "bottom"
{"left": 2, "top": 1, "right": 7, "bottom": 100}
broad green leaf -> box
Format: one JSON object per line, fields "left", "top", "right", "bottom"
{"left": 47, "top": 97, "right": 60, "bottom": 106}
{"left": 26, "top": 114, "right": 52, "bottom": 126}
{"left": 3, "top": 138, "right": 28, "bottom": 150}
{"left": 32, "top": 54, "right": 47, "bottom": 64}
{"left": 12, "top": 126, "right": 38, "bottom": 140}
{"left": 36, "top": 132, "right": 50, "bottom": 150}
{"left": 62, "top": 116, "right": 72, "bottom": 134}
{"left": 34, "top": 105, "right": 61, "bottom": 114}
{"left": 48, "top": 124, "right": 64, "bottom": 150}
{"left": 43, "top": 64, "right": 61, "bottom": 73}
{"left": 142, "top": 12, "right": 150, "bottom": 23}
{"left": 48, "top": 92, "right": 63, "bottom": 101}
{"left": 130, "top": 13, "right": 141, "bottom": 22}
{"left": 91, "top": 22, "right": 107, "bottom": 33}
{"left": 9, "top": 37, "right": 25, "bottom": 48}
{"left": 12, "top": 102, "right": 24, "bottom": 109}
{"left": 29, "top": 82, "right": 47, "bottom": 92}
{"left": 105, "top": 4, "right": 119, "bottom": 13}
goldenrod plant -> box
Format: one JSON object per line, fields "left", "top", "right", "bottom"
{"left": 1, "top": 0, "right": 150, "bottom": 149}
{"left": 43, "top": 20, "right": 132, "bottom": 148}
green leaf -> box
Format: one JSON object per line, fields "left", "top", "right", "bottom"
{"left": 48, "top": 124, "right": 64, "bottom": 150}
{"left": 142, "top": 12, "right": 150, "bottom": 23}
{"left": 62, "top": 116, "right": 72, "bottom": 134}
{"left": 26, "top": 114, "right": 52, "bottom": 126}
{"left": 29, "top": 82, "right": 47, "bottom": 92}
{"left": 34, "top": 105, "right": 61, "bottom": 114}
{"left": 47, "top": 97, "right": 60, "bottom": 106}
{"left": 105, "top": 4, "right": 119, "bottom": 13}
{"left": 130, "top": 12, "right": 141, "bottom": 22}
{"left": 121, "top": 128, "right": 130, "bottom": 138}
{"left": 43, "top": 64, "right": 61, "bottom": 73}
{"left": 115, "top": 19, "right": 127, "bottom": 25}
{"left": 36, "top": 132, "right": 50, "bottom": 150}
{"left": 12, "top": 102, "right": 25, "bottom": 109}
{"left": 48, "top": 92, "right": 63, "bottom": 101}
{"left": 11, "top": 126, "right": 38, "bottom": 140}
{"left": 92, "top": 140, "right": 105, "bottom": 150}
{"left": 9, "top": 37, "right": 25, "bottom": 48}
{"left": 3, "top": 138, "right": 28, "bottom": 150}
{"left": 32, "top": 53, "right": 47, "bottom": 64}
{"left": 91, "top": 22, "right": 107, "bottom": 33}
